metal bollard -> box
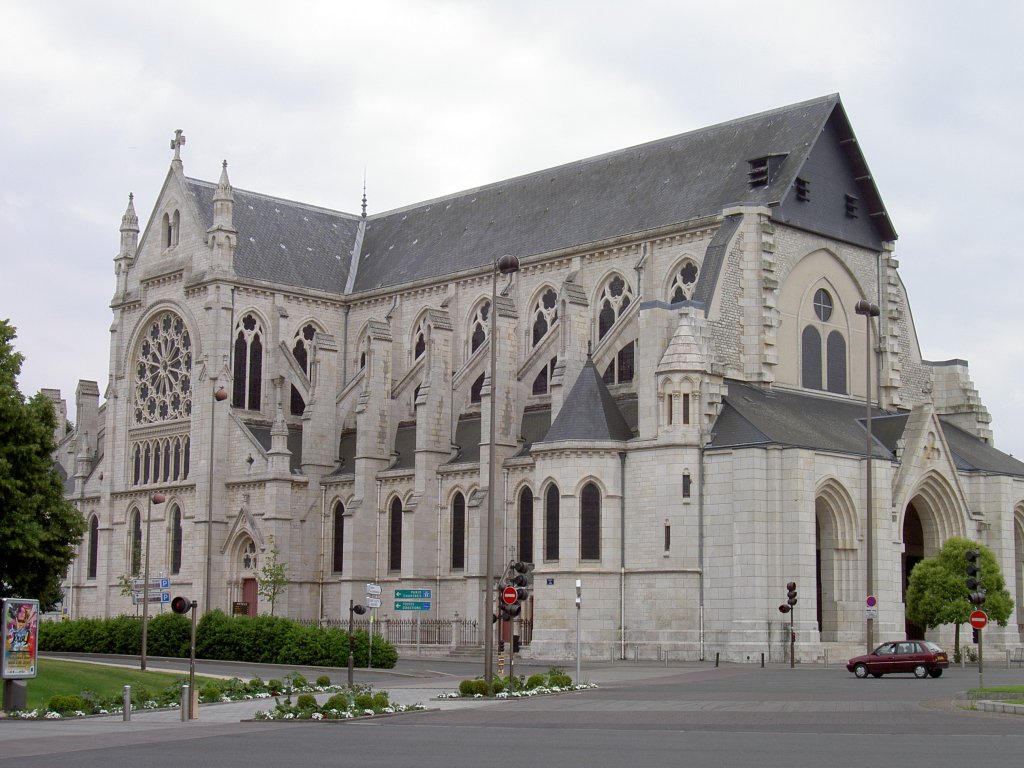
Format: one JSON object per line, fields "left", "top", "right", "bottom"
{"left": 715, "top": 652, "right": 720, "bottom": 667}
{"left": 122, "top": 685, "right": 131, "bottom": 722}
{"left": 180, "top": 685, "right": 189, "bottom": 722}
{"left": 761, "top": 652, "right": 765, "bottom": 668}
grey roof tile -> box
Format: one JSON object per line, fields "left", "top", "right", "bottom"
{"left": 542, "top": 360, "right": 633, "bottom": 443}
{"left": 355, "top": 95, "right": 843, "bottom": 292}
{"left": 186, "top": 179, "right": 360, "bottom": 293}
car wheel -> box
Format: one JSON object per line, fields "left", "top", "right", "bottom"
{"left": 928, "top": 669, "right": 942, "bottom": 678}
{"left": 913, "top": 664, "right": 928, "bottom": 679}
{"left": 854, "top": 663, "right": 869, "bottom": 678}
{"left": 871, "top": 673, "right": 883, "bottom": 678}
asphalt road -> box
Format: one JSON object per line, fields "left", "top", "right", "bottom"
{"left": 2, "top": 656, "right": 1022, "bottom": 767}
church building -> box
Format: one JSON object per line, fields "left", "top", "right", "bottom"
{"left": 52, "top": 94, "right": 1024, "bottom": 661}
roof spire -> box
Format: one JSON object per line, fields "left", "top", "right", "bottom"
{"left": 361, "top": 170, "right": 367, "bottom": 218}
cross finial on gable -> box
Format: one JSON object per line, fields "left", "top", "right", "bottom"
{"left": 170, "top": 129, "right": 186, "bottom": 161}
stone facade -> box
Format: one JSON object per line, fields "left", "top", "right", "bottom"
{"left": 55, "top": 96, "right": 1024, "bottom": 662}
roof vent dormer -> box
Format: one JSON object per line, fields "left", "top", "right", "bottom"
{"left": 747, "top": 153, "right": 787, "bottom": 189}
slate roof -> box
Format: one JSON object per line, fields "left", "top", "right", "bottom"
{"left": 354, "top": 94, "right": 852, "bottom": 292}
{"left": 541, "top": 360, "right": 633, "bottom": 443}
{"left": 709, "top": 381, "right": 1024, "bottom": 477}
{"left": 186, "top": 179, "right": 361, "bottom": 293}
{"left": 183, "top": 95, "right": 893, "bottom": 296}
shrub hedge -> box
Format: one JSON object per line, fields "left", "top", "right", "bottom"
{"left": 38, "top": 611, "right": 397, "bottom": 669}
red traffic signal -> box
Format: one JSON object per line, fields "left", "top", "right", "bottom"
{"left": 171, "top": 596, "right": 193, "bottom": 614}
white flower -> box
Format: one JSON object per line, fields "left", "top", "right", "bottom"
{"left": 363, "top": 709, "right": 374, "bottom": 716}
{"left": 74, "top": 711, "right": 86, "bottom": 717}
{"left": 220, "top": 696, "right": 232, "bottom": 703}
{"left": 45, "top": 711, "right": 62, "bottom": 719}
{"left": 496, "top": 692, "right": 509, "bottom": 699}
{"left": 311, "top": 712, "right": 323, "bottom": 720}
{"left": 255, "top": 692, "right": 270, "bottom": 699}
{"left": 98, "top": 709, "right": 109, "bottom": 715}
{"left": 342, "top": 711, "right": 354, "bottom": 719}
{"left": 283, "top": 713, "right": 295, "bottom": 719}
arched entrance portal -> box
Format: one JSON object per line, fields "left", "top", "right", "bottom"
{"left": 901, "top": 475, "right": 966, "bottom": 641}
{"left": 902, "top": 504, "right": 924, "bottom": 640}
{"left": 815, "top": 480, "right": 858, "bottom": 642}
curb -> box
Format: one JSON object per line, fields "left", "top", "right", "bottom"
{"left": 975, "top": 699, "right": 1024, "bottom": 715}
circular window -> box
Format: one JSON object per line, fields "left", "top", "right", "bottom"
{"left": 813, "top": 289, "right": 833, "bottom": 322}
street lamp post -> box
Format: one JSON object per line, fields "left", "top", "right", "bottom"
{"left": 484, "top": 254, "right": 520, "bottom": 688}
{"left": 140, "top": 491, "right": 166, "bottom": 670}
{"left": 855, "top": 299, "right": 880, "bottom": 653}
{"left": 205, "top": 386, "right": 228, "bottom": 612}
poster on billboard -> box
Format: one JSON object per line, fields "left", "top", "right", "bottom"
{"left": 1, "top": 598, "right": 39, "bottom": 679}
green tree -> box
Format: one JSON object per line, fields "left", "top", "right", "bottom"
{"left": 256, "top": 537, "right": 288, "bottom": 616}
{"left": 0, "top": 320, "right": 87, "bottom": 609}
{"left": 906, "top": 536, "right": 1013, "bottom": 657}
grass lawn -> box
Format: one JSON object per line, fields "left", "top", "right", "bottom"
{"left": 969, "top": 685, "right": 1024, "bottom": 694}
{"left": 25, "top": 658, "right": 220, "bottom": 710}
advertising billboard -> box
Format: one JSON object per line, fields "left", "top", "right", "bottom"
{"left": 1, "top": 598, "right": 39, "bottom": 679}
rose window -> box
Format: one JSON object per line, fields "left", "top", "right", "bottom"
{"left": 134, "top": 311, "right": 193, "bottom": 424}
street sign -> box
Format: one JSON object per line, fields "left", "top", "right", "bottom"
{"left": 366, "top": 583, "right": 382, "bottom": 596}
{"left": 132, "top": 591, "right": 170, "bottom": 605}
{"left": 394, "top": 600, "right": 431, "bottom": 611}
{"left": 864, "top": 607, "right": 878, "bottom": 620}
{"left": 366, "top": 597, "right": 382, "bottom": 609}
{"left": 394, "top": 589, "right": 431, "bottom": 599}
{"left": 501, "top": 586, "right": 519, "bottom": 605}
{"left": 969, "top": 610, "right": 988, "bottom": 629}
{"left": 865, "top": 595, "right": 877, "bottom": 607}
{"left": 132, "top": 577, "right": 170, "bottom": 590}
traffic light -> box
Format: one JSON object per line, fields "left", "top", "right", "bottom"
{"left": 965, "top": 549, "right": 986, "bottom": 606}
{"left": 511, "top": 561, "right": 534, "bottom": 585}
{"left": 351, "top": 603, "right": 367, "bottom": 616}
{"left": 972, "top": 628, "right": 980, "bottom": 644}
{"left": 171, "top": 595, "right": 193, "bottom": 614}
{"left": 786, "top": 582, "right": 798, "bottom": 607}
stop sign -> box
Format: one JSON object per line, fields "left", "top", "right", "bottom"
{"left": 501, "top": 586, "right": 519, "bottom": 605}
{"left": 969, "top": 610, "right": 988, "bottom": 629}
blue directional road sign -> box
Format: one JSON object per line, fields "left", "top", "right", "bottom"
{"left": 394, "top": 589, "right": 431, "bottom": 599}
{"left": 389, "top": 602, "right": 425, "bottom": 614}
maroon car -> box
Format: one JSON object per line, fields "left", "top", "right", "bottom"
{"left": 847, "top": 640, "right": 949, "bottom": 678}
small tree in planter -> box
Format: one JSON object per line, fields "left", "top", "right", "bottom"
{"left": 257, "top": 537, "right": 288, "bottom": 616}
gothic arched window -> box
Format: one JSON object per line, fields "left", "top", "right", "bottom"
{"left": 802, "top": 325, "right": 822, "bottom": 390}
{"left": 801, "top": 288, "right": 848, "bottom": 394}
{"left": 597, "top": 275, "right": 633, "bottom": 340}
{"left": 544, "top": 484, "right": 560, "bottom": 561}
{"left": 413, "top": 317, "right": 427, "bottom": 360}
{"left": 129, "top": 508, "right": 142, "bottom": 576}
{"left": 470, "top": 301, "right": 490, "bottom": 353}
{"left": 389, "top": 497, "right": 403, "bottom": 572}
{"left": 518, "top": 487, "right": 534, "bottom": 564}
{"left": 232, "top": 313, "right": 263, "bottom": 411}
{"left": 134, "top": 311, "right": 193, "bottom": 424}
{"left": 87, "top": 515, "right": 99, "bottom": 579}
{"left": 532, "top": 288, "right": 558, "bottom": 346}
{"left": 602, "top": 341, "right": 635, "bottom": 385}
{"left": 170, "top": 505, "right": 183, "bottom": 575}
{"left": 451, "top": 492, "right": 466, "bottom": 570}
{"left": 332, "top": 501, "right": 345, "bottom": 573}
{"left": 532, "top": 356, "right": 558, "bottom": 395}
{"left": 580, "top": 482, "right": 601, "bottom": 561}
{"left": 669, "top": 260, "right": 699, "bottom": 303}
{"left": 470, "top": 372, "right": 485, "bottom": 404}
{"left": 826, "top": 330, "right": 847, "bottom": 394}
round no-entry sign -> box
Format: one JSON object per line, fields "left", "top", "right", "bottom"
{"left": 501, "top": 586, "right": 519, "bottom": 605}
{"left": 969, "top": 610, "right": 988, "bottom": 629}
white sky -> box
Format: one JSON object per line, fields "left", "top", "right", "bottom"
{"left": 1, "top": 0, "right": 1021, "bottom": 458}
